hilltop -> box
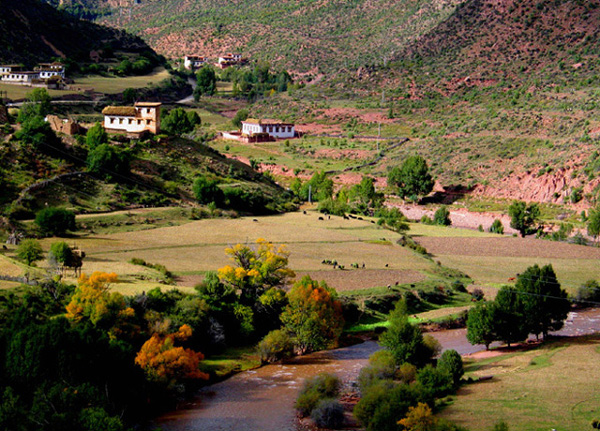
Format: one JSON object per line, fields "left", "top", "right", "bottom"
{"left": 0, "top": 0, "right": 152, "bottom": 66}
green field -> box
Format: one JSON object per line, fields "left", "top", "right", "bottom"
{"left": 442, "top": 337, "right": 600, "bottom": 431}
{"left": 0, "top": 83, "right": 79, "bottom": 100}
{"left": 75, "top": 67, "right": 171, "bottom": 94}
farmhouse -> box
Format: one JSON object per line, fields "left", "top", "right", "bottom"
{"left": 216, "top": 53, "right": 247, "bottom": 69}
{"left": 0, "top": 71, "right": 40, "bottom": 84}
{"left": 102, "top": 102, "right": 161, "bottom": 135}
{"left": 184, "top": 56, "right": 207, "bottom": 70}
{"left": 239, "top": 118, "right": 296, "bottom": 142}
{"left": 0, "top": 65, "right": 23, "bottom": 74}
{"left": 35, "top": 62, "right": 65, "bottom": 79}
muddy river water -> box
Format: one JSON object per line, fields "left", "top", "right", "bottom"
{"left": 158, "top": 308, "right": 600, "bottom": 431}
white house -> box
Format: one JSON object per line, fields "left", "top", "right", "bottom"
{"left": 184, "top": 56, "right": 207, "bottom": 70}
{"left": 0, "top": 71, "right": 40, "bottom": 84}
{"left": 0, "top": 65, "right": 23, "bottom": 75}
{"left": 241, "top": 119, "right": 295, "bottom": 139}
{"left": 36, "top": 62, "right": 65, "bottom": 79}
{"left": 217, "top": 53, "right": 245, "bottom": 69}
{"left": 102, "top": 102, "right": 161, "bottom": 135}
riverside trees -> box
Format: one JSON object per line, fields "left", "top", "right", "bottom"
{"left": 466, "top": 264, "right": 570, "bottom": 348}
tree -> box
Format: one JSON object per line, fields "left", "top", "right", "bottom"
{"left": 257, "top": 329, "right": 294, "bottom": 363}
{"left": 515, "top": 264, "right": 570, "bottom": 339}
{"left": 437, "top": 349, "right": 464, "bottom": 388}
{"left": 587, "top": 206, "right": 600, "bottom": 244}
{"left": 218, "top": 239, "right": 295, "bottom": 304}
{"left": 194, "top": 66, "right": 217, "bottom": 100}
{"left": 193, "top": 175, "right": 223, "bottom": 205}
{"left": 86, "top": 122, "right": 108, "bottom": 150}
{"left": 35, "top": 207, "right": 76, "bottom": 236}
{"left": 161, "top": 108, "right": 200, "bottom": 136}
{"left": 508, "top": 201, "right": 540, "bottom": 237}
{"left": 489, "top": 219, "right": 504, "bottom": 234}
{"left": 280, "top": 276, "right": 344, "bottom": 354}
{"left": 466, "top": 302, "right": 496, "bottom": 349}
{"left": 232, "top": 108, "right": 249, "bottom": 129}
{"left": 86, "top": 144, "right": 131, "bottom": 180}
{"left": 17, "top": 88, "right": 52, "bottom": 121}
{"left": 14, "top": 115, "right": 60, "bottom": 151}
{"left": 433, "top": 206, "right": 451, "bottom": 226}
{"left": 122, "top": 87, "right": 138, "bottom": 104}
{"left": 493, "top": 286, "right": 528, "bottom": 347}
{"left": 387, "top": 155, "right": 434, "bottom": 201}
{"left": 66, "top": 272, "right": 135, "bottom": 337}
{"left": 16, "top": 239, "right": 43, "bottom": 266}
{"left": 379, "top": 301, "right": 434, "bottom": 367}
{"left": 299, "top": 171, "right": 334, "bottom": 202}
{"left": 135, "top": 324, "right": 209, "bottom": 384}
{"left": 398, "top": 402, "right": 436, "bottom": 431}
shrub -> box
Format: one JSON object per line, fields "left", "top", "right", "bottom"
{"left": 575, "top": 280, "right": 600, "bottom": 304}
{"left": 35, "top": 207, "right": 76, "bottom": 237}
{"left": 295, "top": 373, "right": 341, "bottom": 416}
{"left": 193, "top": 176, "right": 223, "bottom": 205}
{"left": 86, "top": 144, "right": 131, "bottom": 180}
{"left": 311, "top": 399, "right": 345, "bottom": 429}
{"left": 257, "top": 330, "right": 294, "bottom": 363}
{"left": 489, "top": 219, "right": 504, "bottom": 234}
{"left": 471, "top": 288, "right": 485, "bottom": 301}
{"left": 416, "top": 364, "right": 454, "bottom": 399}
{"left": 437, "top": 349, "right": 464, "bottom": 388}
{"left": 433, "top": 206, "right": 451, "bottom": 226}
{"left": 16, "top": 239, "right": 44, "bottom": 266}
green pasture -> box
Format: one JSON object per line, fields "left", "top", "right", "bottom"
{"left": 75, "top": 67, "right": 170, "bottom": 94}
{"left": 441, "top": 337, "right": 600, "bottom": 431}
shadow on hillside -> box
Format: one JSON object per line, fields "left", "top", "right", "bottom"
{"left": 420, "top": 185, "right": 474, "bottom": 205}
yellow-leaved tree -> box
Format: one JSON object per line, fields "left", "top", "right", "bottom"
{"left": 218, "top": 238, "right": 295, "bottom": 304}
{"left": 135, "top": 324, "right": 209, "bottom": 384}
{"left": 66, "top": 272, "right": 136, "bottom": 338}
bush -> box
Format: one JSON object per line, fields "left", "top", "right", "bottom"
{"left": 575, "top": 280, "right": 600, "bottom": 304}
{"left": 311, "top": 399, "right": 345, "bottom": 429}
{"left": 433, "top": 206, "right": 451, "bottom": 226}
{"left": 16, "top": 239, "right": 44, "bottom": 266}
{"left": 193, "top": 176, "right": 223, "bottom": 205}
{"left": 437, "top": 349, "right": 464, "bottom": 388}
{"left": 295, "top": 373, "right": 341, "bottom": 416}
{"left": 416, "top": 364, "right": 454, "bottom": 399}
{"left": 489, "top": 219, "right": 504, "bottom": 234}
{"left": 358, "top": 350, "right": 396, "bottom": 392}
{"left": 86, "top": 144, "right": 131, "bottom": 180}
{"left": 257, "top": 330, "right": 294, "bottom": 363}
{"left": 35, "top": 207, "right": 76, "bottom": 237}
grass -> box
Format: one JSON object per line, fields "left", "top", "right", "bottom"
{"left": 198, "top": 345, "right": 261, "bottom": 379}
{"left": 441, "top": 337, "right": 600, "bottom": 431}
{"left": 75, "top": 67, "right": 171, "bottom": 94}
{"left": 0, "top": 83, "right": 78, "bottom": 100}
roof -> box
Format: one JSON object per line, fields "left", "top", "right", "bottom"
{"left": 135, "top": 102, "right": 162, "bottom": 107}
{"left": 102, "top": 106, "right": 137, "bottom": 116}
{"left": 0, "top": 64, "right": 22, "bottom": 68}
{"left": 243, "top": 118, "right": 294, "bottom": 126}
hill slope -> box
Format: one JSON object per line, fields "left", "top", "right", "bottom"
{"left": 0, "top": 0, "right": 151, "bottom": 65}
{"left": 46, "top": 0, "right": 464, "bottom": 75}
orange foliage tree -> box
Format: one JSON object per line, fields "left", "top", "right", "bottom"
{"left": 280, "top": 276, "right": 344, "bottom": 354}
{"left": 218, "top": 238, "right": 295, "bottom": 303}
{"left": 66, "top": 272, "right": 136, "bottom": 338}
{"left": 397, "top": 402, "right": 436, "bottom": 431}
{"left": 135, "top": 324, "right": 208, "bottom": 384}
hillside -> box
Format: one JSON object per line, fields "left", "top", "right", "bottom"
{"left": 0, "top": 0, "right": 152, "bottom": 66}
{"left": 46, "top": 0, "right": 464, "bottom": 76}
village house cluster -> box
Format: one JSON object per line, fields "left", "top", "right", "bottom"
{"left": 0, "top": 62, "right": 65, "bottom": 89}
{"left": 184, "top": 53, "right": 248, "bottom": 71}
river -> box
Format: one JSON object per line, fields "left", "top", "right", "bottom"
{"left": 157, "top": 308, "right": 600, "bottom": 431}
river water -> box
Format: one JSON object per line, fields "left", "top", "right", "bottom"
{"left": 157, "top": 308, "right": 600, "bottom": 431}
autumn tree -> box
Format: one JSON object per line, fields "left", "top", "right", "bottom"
{"left": 218, "top": 239, "right": 295, "bottom": 304}
{"left": 398, "top": 402, "right": 436, "bottom": 431}
{"left": 280, "top": 276, "right": 344, "bottom": 354}
{"left": 66, "top": 272, "right": 135, "bottom": 338}
{"left": 135, "top": 324, "right": 209, "bottom": 384}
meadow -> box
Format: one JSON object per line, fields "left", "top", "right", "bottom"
{"left": 442, "top": 336, "right": 600, "bottom": 431}
{"left": 74, "top": 67, "right": 171, "bottom": 94}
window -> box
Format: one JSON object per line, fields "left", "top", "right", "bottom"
{"left": 110, "top": 118, "right": 115, "bottom": 124}
{"left": 146, "top": 119, "right": 151, "bottom": 125}
{"left": 129, "top": 119, "right": 133, "bottom": 124}
{"left": 119, "top": 118, "right": 123, "bottom": 124}
{"left": 137, "top": 120, "right": 142, "bottom": 125}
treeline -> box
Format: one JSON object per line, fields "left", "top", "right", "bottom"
{"left": 0, "top": 239, "right": 345, "bottom": 430}
{"left": 221, "top": 62, "right": 294, "bottom": 100}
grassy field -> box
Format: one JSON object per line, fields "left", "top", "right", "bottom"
{"left": 0, "top": 83, "right": 79, "bottom": 100}
{"left": 75, "top": 67, "right": 170, "bottom": 94}
{"left": 441, "top": 336, "right": 600, "bottom": 430}
{"left": 415, "top": 235, "right": 600, "bottom": 294}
